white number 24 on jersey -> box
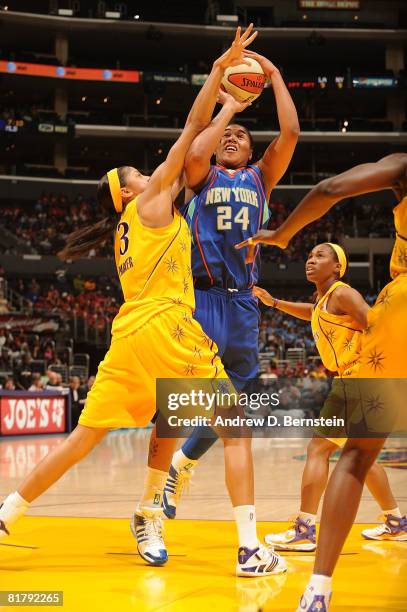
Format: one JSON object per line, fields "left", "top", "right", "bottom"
{"left": 216, "top": 206, "right": 250, "bottom": 231}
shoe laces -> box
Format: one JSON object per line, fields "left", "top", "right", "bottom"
{"left": 256, "top": 544, "right": 276, "bottom": 562}
{"left": 142, "top": 514, "right": 164, "bottom": 547}
{"left": 173, "top": 468, "right": 192, "bottom": 500}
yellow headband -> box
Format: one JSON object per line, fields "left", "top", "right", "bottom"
{"left": 107, "top": 168, "right": 123, "bottom": 214}
{"left": 326, "top": 243, "right": 347, "bottom": 278}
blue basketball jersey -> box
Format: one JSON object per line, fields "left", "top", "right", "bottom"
{"left": 183, "top": 164, "right": 270, "bottom": 289}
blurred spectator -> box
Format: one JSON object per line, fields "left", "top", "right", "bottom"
{"left": 3, "top": 377, "right": 16, "bottom": 390}
{"left": 69, "top": 375, "right": 87, "bottom": 426}
{"left": 29, "top": 373, "right": 44, "bottom": 391}
{"left": 0, "top": 193, "right": 395, "bottom": 259}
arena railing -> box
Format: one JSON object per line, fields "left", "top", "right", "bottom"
{"left": 1, "top": 11, "right": 406, "bottom": 41}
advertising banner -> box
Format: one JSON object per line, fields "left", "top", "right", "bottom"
{"left": 0, "top": 61, "right": 141, "bottom": 83}
{"left": 0, "top": 392, "right": 70, "bottom": 436}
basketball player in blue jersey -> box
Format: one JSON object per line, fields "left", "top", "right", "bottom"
{"left": 131, "top": 50, "right": 299, "bottom": 565}
{"left": 160, "top": 50, "right": 300, "bottom": 518}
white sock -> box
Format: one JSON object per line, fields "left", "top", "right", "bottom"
{"left": 0, "top": 492, "right": 30, "bottom": 529}
{"left": 234, "top": 505, "right": 258, "bottom": 549}
{"left": 299, "top": 511, "right": 317, "bottom": 525}
{"left": 309, "top": 573, "right": 332, "bottom": 595}
{"left": 139, "top": 468, "right": 167, "bottom": 509}
{"left": 382, "top": 507, "right": 402, "bottom": 518}
{"left": 172, "top": 449, "right": 197, "bottom": 472}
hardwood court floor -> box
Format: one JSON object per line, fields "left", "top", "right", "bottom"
{"left": 0, "top": 430, "right": 406, "bottom": 611}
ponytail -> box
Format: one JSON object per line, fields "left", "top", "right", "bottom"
{"left": 58, "top": 166, "right": 128, "bottom": 261}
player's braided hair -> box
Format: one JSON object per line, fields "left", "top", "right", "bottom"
{"left": 58, "top": 166, "right": 128, "bottom": 261}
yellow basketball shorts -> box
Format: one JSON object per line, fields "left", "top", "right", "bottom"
{"left": 79, "top": 307, "right": 227, "bottom": 429}
{"left": 358, "top": 273, "right": 407, "bottom": 378}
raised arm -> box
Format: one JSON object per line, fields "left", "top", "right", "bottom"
{"left": 253, "top": 286, "right": 313, "bottom": 321}
{"left": 139, "top": 25, "right": 258, "bottom": 202}
{"left": 236, "top": 153, "right": 407, "bottom": 262}
{"left": 245, "top": 50, "right": 300, "bottom": 200}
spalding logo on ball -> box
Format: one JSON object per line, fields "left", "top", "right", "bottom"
{"left": 221, "top": 57, "right": 265, "bottom": 103}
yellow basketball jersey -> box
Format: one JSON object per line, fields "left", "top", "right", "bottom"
{"left": 111, "top": 198, "right": 195, "bottom": 338}
{"left": 390, "top": 195, "right": 407, "bottom": 279}
{"left": 311, "top": 281, "right": 362, "bottom": 377}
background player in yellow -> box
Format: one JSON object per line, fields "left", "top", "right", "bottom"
{"left": 0, "top": 26, "right": 286, "bottom": 578}
{"left": 237, "top": 153, "right": 407, "bottom": 610}
{"left": 253, "top": 243, "right": 405, "bottom": 552}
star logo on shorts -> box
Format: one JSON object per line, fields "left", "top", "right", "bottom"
{"left": 183, "top": 278, "right": 189, "bottom": 294}
{"left": 165, "top": 256, "right": 179, "bottom": 274}
{"left": 184, "top": 363, "right": 196, "bottom": 376}
{"left": 171, "top": 324, "right": 185, "bottom": 343}
{"left": 376, "top": 289, "right": 392, "bottom": 309}
{"left": 396, "top": 246, "right": 407, "bottom": 267}
{"left": 343, "top": 336, "right": 354, "bottom": 352}
{"left": 170, "top": 296, "right": 183, "bottom": 305}
{"left": 200, "top": 332, "right": 212, "bottom": 347}
{"left": 367, "top": 348, "right": 385, "bottom": 372}
{"left": 193, "top": 345, "right": 203, "bottom": 359}
{"left": 365, "top": 322, "right": 374, "bottom": 335}
{"left": 364, "top": 394, "right": 384, "bottom": 415}
{"left": 182, "top": 311, "right": 193, "bottom": 325}
{"left": 186, "top": 264, "right": 192, "bottom": 278}
{"left": 179, "top": 238, "right": 187, "bottom": 253}
{"left": 326, "top": 328, "right": 336, "bottom": 343}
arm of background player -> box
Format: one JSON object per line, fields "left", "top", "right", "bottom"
{"left": 270, "top": 154, "right": 406, "bottom": 248}
{"left": 332, "top": 286, "right": 370, "bottom": 330}
{"left": 253, "top": 286, "right": 313, "bottom": 321}
{"left": 184, "top": 91, "right": 251, "bottom": 190}
{"left": 245, "top": 51, "right": 300, "bottom": 199}
{"left": 236, "top": 154, "right": 406, "bottom": 261}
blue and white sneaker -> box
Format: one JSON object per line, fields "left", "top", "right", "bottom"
{"left": 297, "top": 586, "right": 331, "bottom": 611}
{"left": 265, "top": 517, "right": 316, "bottom": 551}
{"left": 361, "top": 514, "right": 407, "bottom": 541}
{"left": 236, "top": 544, "right": 287, "bottom": 577}
{"left": 130, "top": 506, "right": 168, "bottom": 566}
{"left": 163, "top": 464, "right": 193, "bottom": 519}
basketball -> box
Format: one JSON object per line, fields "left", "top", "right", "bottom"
{"left": 221, "top": 57, "right": 266, "bottom": 103}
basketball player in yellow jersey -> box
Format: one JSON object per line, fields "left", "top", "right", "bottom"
{"left": 237, "top": 153, "right": 407, "bottom": 610}
{"left": 0, "top": 26, "right": 285, "bottom": 577}
{"left": 252, "top": 243, "right": 405, "bottom": 553}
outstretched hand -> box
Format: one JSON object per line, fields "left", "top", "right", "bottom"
{"left": 252, "top": 286, "right": 275, "bottom": 306}
{"left": 235, "top": 229, "right": 288, "bottom": 263}
{"left": 214, "top": 24, "right": 258, "bottom": 71}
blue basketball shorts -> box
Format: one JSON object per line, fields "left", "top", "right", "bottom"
{"left": 193, "top": 287, "right": 260, "bottom": 390}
